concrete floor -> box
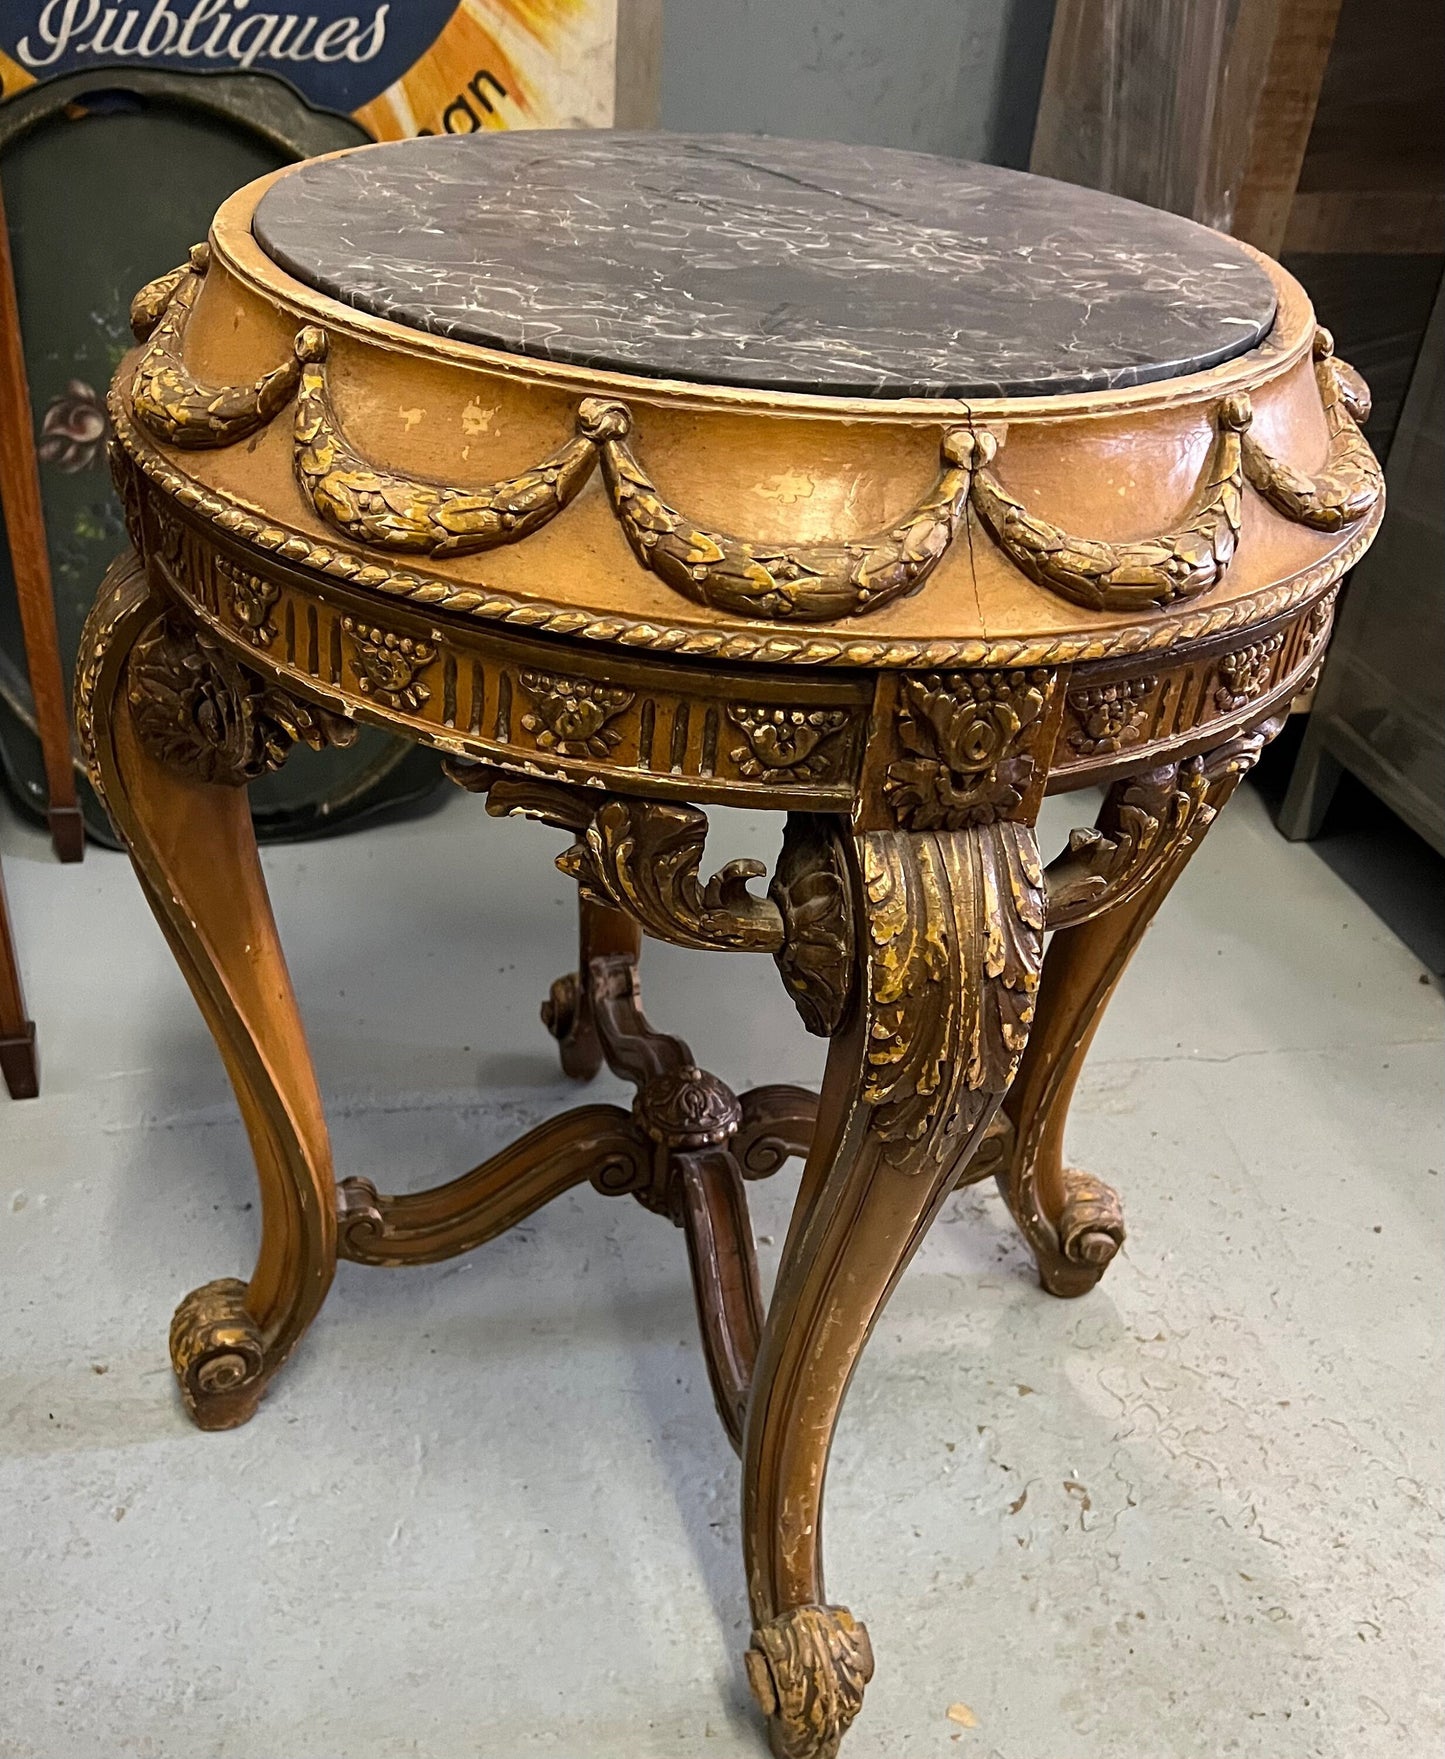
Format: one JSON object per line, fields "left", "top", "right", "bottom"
{"left": 1, "top": 783, "right": 1441, "bottom": 1759}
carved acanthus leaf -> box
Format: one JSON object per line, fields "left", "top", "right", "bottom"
{"left": 1242, "top": 328, "right": 1383, "bottom": 531}
{"left": 968, "top": 395, "right": 1251, "bottom": 611}
{"left": 292, "top": 327, "right": 598, "bottom": 556}
{"left": 1045, "top": 762, "right": 1214, "bottom": 930}
{"left": 769, "top": 815, "right": 856, "bottom": 1037}
{"left": 579, "top": 398, "right": 981, "bottom": 621}
{"left": 131, "top": 244, "right": 301, "bottom": 449}
{"left": 558, "top": 797, "right": 785, "bottom": 954}
{"left": 862, "top": 824, "right": 1044, "bottom": 1166}
{"left": 127, "top": 614, "right": 356, "bottom": 785}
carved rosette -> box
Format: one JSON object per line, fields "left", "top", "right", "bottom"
{"left": 127, "top": 614, "right": 356, "bottom": 785}
{"left": 1213, "top": 631, "right": 1284, "bottom": 713}
{"left": 218, "top": 556, "right": 280, "bottom": 648}
{"left": 769, "top": 815, "right": 856, "bottom": 1037}
{"left": 884, "top": 669, "right": 1050, "bottom": 830}
{"left": 745, "top": 1605, "right": 875, "bottom": 1759}
{"left": 1066, "top": 676, "right": 1156, "bottom": 757}
{"left": 518, "top": 670, "right": 634, "bottom": 758}
{"left": 558, "top": 798, "right": 785, "bottom": 954}
{"left": 728, "top": 705, "right": 852, "bottom": 782}
{"left": 633, "top": 1068, "right": 743, "bottom": 1152}
{"left": 863, "top": 824, "right": 1045, "bottom": 1164}
{"left": 342, "top": 617, "right": 436, "bottom": 712}
{"left": 169, "top": 1277, "right": 266, "bottom": 1430}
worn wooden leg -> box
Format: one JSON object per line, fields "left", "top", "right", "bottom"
{"left": 543, "top": 896, "right": 643, "bottom": 1079}
{"left": 743, "top": 822, "right": 1044, "bottom": 1759}
{"left": 77, "top": 554, "right": 355, "bottom": 1429}
{"left": 0, "top": 854, "right": 38, "bottom": 1099}
{"left": 1000, "top": 717, "right": 1286, "bottom": 1296}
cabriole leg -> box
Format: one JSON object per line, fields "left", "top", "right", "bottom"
{"left": 77, "top": 553, "right": 354, "bottom": 1429}
{"left": 1001, "top": 718, "right": 1286, "bottom": 1296}
{"left": 743, "top": 821, "right": 1044, "bottom": 1759}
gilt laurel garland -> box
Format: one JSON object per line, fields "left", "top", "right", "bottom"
{"left": 575, "top": 397, "right": 981, "bottom": 622}
{"left": 1241, "top": 328, "right": 1384, "bottom": 531}
{"left": 292, "top": 327, "right": 600, "bottom": 557}
{"left": 109, "top": 396, "right": 1385, "bottom": 669}
{"left": 121, "top": 264, "right": 1384, "bottom": 637}
{"left": 129, "top": 246, "right": 300, "bottom": 450}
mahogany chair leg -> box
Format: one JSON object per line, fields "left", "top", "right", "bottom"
{"left": 0, "top": 176, "right": 83, "bottom": 864}
{"left": 742, "top": 822, "right": 1044, "bottom": 1759}
{"left": 77, "top": 554, "right": 340, "bottom": 1429}
{"left": 0, "top": 855, "right": 38, "bottom": 1099}
{"left": 1000, "top": 718, "right": 1286, "bottom": 1296}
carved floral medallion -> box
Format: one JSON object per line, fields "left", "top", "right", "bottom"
{"left": 884, "top": 670, "right": 1050, "bottom": 829}
{"left": 1066, "top": 677, "right": 1155, "bottom": 757}
{"left": 518, "top": 670, "right": 634, "bottom": 758}
{"left": 727, "top": 705, "right": 852, "bottom": 782}
{"left": 127, "top": 615, "right": 355, "bottom": 786}
{"left": 1213, "top": 631, "right": 1284, "bottom": 713}
{"left": 342, "top": 618, "right": 436, "bottom": 712}
{"left": 218, "top": 556, "right": 280, "bottom": 648}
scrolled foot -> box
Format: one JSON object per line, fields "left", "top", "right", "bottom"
{"left": 1035, "top": 1167, "right": 1126, "bottom": 1298}
{"left": 335, "top": 1175, "right": 385, "bottom": 1261}
{"left": 169, "top": 1277, "right": 267, "bottom": 1431}
{"left": 745, "top": 1605, "right": 875, "bottom": 1759}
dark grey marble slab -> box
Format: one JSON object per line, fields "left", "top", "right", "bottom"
{"left": 252, "top": 132, "right": 1277, "bottom": 400}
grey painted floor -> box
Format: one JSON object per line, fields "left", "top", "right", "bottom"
{"left": 2, "top": 784, "right": 1441, "bottom": 1759}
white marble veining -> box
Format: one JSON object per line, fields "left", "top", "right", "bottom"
{"left": 252, "top": 132, "right": 1277, "bottom": 399}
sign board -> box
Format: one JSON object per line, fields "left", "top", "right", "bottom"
{"left": 0, "top": 1, "right": 634, "bottom": 136}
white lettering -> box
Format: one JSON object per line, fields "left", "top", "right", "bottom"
{"left": 176, "top": 0, "right": 226, "bottom": 54}
{"left": 16, "top": 0, "right": 101, "bottom": 67}
{"left": 91, "top": 7, "right": 143, "bottom": 53}
{"left": 345, "top": 3, "right": 386, "bottom": 63}
{"left": 14, "top": 0, "right": 391, "bottom": 71}
{"left": 269, "top": 12, "right": 316, "bottom": 59}
{"left": 310, "top": 16, "right": 354, "bottom": 60}
{"left": 226, "top": 12, "right": 277, "bottom": 68}
{"left": 202, "top": 0, "right": 241, "bottom": 57}
{"left": 136, "top": 0, "right": 179, "bottom": 53}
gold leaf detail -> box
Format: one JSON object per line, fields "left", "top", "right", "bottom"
{"left": 131, "top": 244, "right": 301, "bottom": 449}
{"left": 517, "top": 670, "right": 634, "bottom": 758}
{"left": 558, "top": 798, "right": 784, "bottom": 954}
{"left": 342, "top": 617, "right": 436, "bottom": 712}
{"left": 293, "top": 328, "right": 598, "bottom": 556}
{"left": 885, "top": 669, "right": 1050, "bottom": 830}
{"left": 969, "top": 396, "right": 1251, "bottom": 611}
{"left": 579, "top": 398, "right": 981, "bottom": 621}
{"left": 1242, "top": 328, "right": 1384, "bottom": 530}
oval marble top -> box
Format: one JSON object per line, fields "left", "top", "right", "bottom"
{"left": 252, "top": 132, "right": 1277, "bottom": 401}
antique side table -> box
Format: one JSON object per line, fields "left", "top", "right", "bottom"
{"left": 78, "top": 134, "right": 1382, "bottom": 1759}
